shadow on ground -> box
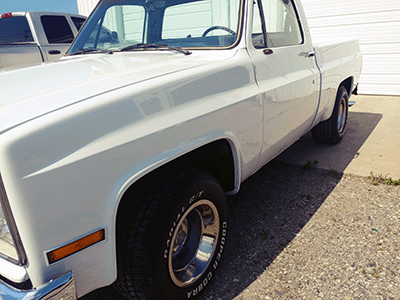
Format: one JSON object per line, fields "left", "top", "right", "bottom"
{"left": 81, "top": 110, "right": 382, "bottom": 300}
{"left": 81, "top": 164, "right": 343, "bottom": 300}
{"left": 200, "top": 163, "right": 343, "bottom": 299}
{"left": 276, "top": 111, "right": 383, "bottom": 173}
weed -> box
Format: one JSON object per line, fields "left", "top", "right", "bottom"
{"left": 329, "top": 169, "right": 340, "bottom": 176}
{"left": 262, "top": 229, "right": 269, "bottom": 239}
{"left": 368, "top": 172, "right": 400, "bottom": 186}
{"left": 386, "top": 177, "right": 400, "bottom": 186}
{"left": 371, "top": 272, "right": 379, "bottom": 278}
{"left": 303, "top": 160, "right": 318, "bottom": 171}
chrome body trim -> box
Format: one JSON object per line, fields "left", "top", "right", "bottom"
{"left": 0, "top": 271, "right": 76, "bottom": 300}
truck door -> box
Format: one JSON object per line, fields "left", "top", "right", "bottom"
{"left": 0, "top": 14, "right": 43, "bottom": 67}
{"left": 249, "top": 0, "right": 320, "bottom": 164}
{"left": 39, "top": 15, "right": 76, "bottom": 62}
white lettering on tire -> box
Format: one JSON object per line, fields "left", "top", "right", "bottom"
{"left": 164, "top": 191, "right": 204, "bottom": 259}
{"left": 186, "top": 222, "right": 226, "bottom": 299}
{"left": 213, "top": 221, "right": 227, "bottom": 269}
{"left": 187, "top": 272, "right": 213, "bottom": 298}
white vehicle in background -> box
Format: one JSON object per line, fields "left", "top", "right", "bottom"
{"left": 0, "top": 0, "right": 361, "bottom": 299}
{"left": 0, "top": 11, "right": 86, "bottom": 68}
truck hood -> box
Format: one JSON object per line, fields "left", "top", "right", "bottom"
{"left": 0, "top": 51, "right": 235, "bottom": 134}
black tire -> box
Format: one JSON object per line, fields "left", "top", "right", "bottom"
{"left": 114, "top": 168, "right": 228, "bottom": 300}
{"left": 311, "top": 86, "right": 349, "bottom": 144}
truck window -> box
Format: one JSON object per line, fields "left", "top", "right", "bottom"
{"left": 41, "top": 15, "right": 74, "bottom": 44}
{"left": 103, "top": 5, "right": 146, "bottom": 42}
{"left": 162, "top": 0, "right": 240, "bottom": 47}
{"left": 0, "top": 16, "right": 34, "bottom": 44}
{"left": 81, "top": 5, "right": 145, "bottom": 49}
{"left": 71, "top": 17, "right": 86, "bottom": 31}
{"left": 68, "top": 0, "right": 241, "bottom": 53}
{"left": 252, "top": 0, "right": 303, "bottom": 48}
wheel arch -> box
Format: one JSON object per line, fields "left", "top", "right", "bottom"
{"left": 120, "top": 138, "right": 238, "bottom": 196}
{"left": 114, "top": 137, "right": 239, "bottom": 233}
{"left": 340, "top": 76, "right": 354, "bottom": 97}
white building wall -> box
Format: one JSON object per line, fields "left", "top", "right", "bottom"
{"left": 301, "top": 0, "right": 400, "bottom": 95}
{"left": 77, "top": 0, "right": 100, "bottom": 16}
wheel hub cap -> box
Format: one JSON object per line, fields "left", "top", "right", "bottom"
{"left": 168, "top": 199, "right": 220, "bottom": 287}
{"left": 337, "top": 96, "right": 348, "bottom": 134}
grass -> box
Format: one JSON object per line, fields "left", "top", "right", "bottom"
{"left": 368, "top": 172, "right": 400, "bottom": 186}
{"left": 371, "top": 272, "right": 379, "bottom": 278}
{"left": 329, "top": 168, "right": 341, "bottom": 176}
{"left": 302, "top": 160, "right": 318, "bottom": 171}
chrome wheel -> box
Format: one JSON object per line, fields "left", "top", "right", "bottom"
{"left": 168, "top": 199, "right": 220, "bottom": 287}
{"left": 337, "top": 95, "right": 348, "bottom": 135}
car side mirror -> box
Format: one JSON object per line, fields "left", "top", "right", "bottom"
{"left": 111, "top": 31, "right": 118, "bottom": 42}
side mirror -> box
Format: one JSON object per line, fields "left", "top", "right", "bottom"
{"left": 111, "top": 31, "right": 118, "bottom": 42}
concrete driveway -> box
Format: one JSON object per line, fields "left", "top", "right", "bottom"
{"left": 277, "top": 94, "right": 400, "bottom": 179}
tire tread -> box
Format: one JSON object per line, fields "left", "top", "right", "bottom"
{"left": 114, "top": 167, "right": 223, "bottom": 300}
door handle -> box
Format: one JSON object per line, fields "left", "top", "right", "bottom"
{"left": 263, "top": 48, "right": 273, "bottom": 55}
{"left": 299, "top": 51, "right": 315, "bottom": 58}
{"left": 48, "top": 50, "right": 61, "bottom": 55}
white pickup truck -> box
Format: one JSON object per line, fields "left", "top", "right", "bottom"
{"left": 0, "top": 11, "right": 86, "bottom": 68}
{"left": 0, "top": 0, "right": 362, "bottom": 299}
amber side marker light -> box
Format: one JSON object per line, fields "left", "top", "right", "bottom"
{"left": 46, "top": 228, "right": 105, "bottom": 264}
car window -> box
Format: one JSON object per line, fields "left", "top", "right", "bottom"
{"left": 0, "top": 16, "right": 34, "bottom": 44}
{"left": 104, "top": 5, "right": 146, "bottom": 42}
{"left": 252, "top": 0, "right": 303, "bottom": 48}
{"left": 163, "top": 1, "right": 239, "bottom": 38}
{"left": 71, "top": 17, "right": 86, "bottom": 31}
{"left": 68, "top": 0, "right": 242, "bottom": 53}
{"left": 41, "top": 15, "right": 74, "bottom": 44}
{"left": 79, "top": 5, "right": 145, "bottom": 49}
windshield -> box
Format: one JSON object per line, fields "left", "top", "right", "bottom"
{"left": 68, "top": 0, "right": 242, "bottom": 54}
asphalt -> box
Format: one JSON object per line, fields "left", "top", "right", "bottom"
{"left": 276, "top": 94, "right": 400, "bottom": 180}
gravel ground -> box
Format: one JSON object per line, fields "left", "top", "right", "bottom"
{"left": 82, "top": 162, "right": 400, "bottom": 300}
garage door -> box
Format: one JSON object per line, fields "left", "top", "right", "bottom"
{"left": 301, "top": 0, "right": 400, "bottom": 96}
